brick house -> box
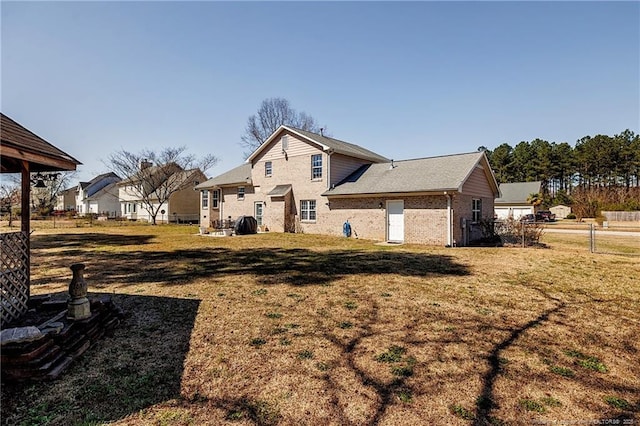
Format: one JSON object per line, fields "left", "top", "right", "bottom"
{"left": 196, "top": 126, "right": 499, "bottom": 246}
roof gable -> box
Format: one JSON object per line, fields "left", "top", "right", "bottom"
{"left": 246, "top": 126, "right": 388, "bottom": 164}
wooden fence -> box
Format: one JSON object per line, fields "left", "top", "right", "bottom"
{"left": 1, "top": 231, "right": 30, "bottom": 325}
{"left": 602, "top": 211, "right": 640, "bottom": 222}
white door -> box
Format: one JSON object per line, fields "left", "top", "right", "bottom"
{"left": 387, "top": 200, "right": 404, "bottom": 242}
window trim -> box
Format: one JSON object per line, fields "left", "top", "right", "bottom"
{"left": 300, "top": 199, "right": 317, "bottom": 222}
{"left": 472, "top": 198, "right": 482, "bottom": 223}
{"left": 311, "top": 154, "right": 322, "bottom": 180}
{"left": 237, "top": 186, "right": 245, "bottom": 200}
{"left": 265, "top": 161, "right": 272, "bottom": 177}
{"left": 212, "top": 189, "right": 219, "bottom": 209}
{"left": 201, "top": 190, "right": 209, "bottom": 208}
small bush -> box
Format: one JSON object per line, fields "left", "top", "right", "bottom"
{"left": 493, "top": 218, "right": 544, "bottom": 246}
{"left": 566, "top": 213, "right": 576, "bottom": 219}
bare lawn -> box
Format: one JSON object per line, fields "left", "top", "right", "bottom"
{"left": 2, "top": 225, "right": 639, "bottom": 425}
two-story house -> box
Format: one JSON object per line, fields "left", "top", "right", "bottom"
{"left": 76, "top": 172, "right": 121, "bottom": 217}
{"left": 196, "top": 126, "right": 499, "bottom": 246}
{"left": 118, "top": 161, "right": 206, "bottom": 224}
{"left": 55, "top": 187, "right": 77, "bottom": 212}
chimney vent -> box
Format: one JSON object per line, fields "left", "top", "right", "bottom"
{"left": 320, "top": 128, "right": 324, "bottom": 136}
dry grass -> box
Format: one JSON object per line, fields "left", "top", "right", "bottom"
{"left": 2, "top": 224, "right": 639, "bottom": 425}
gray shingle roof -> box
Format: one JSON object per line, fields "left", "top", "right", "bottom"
{"left": 194, "top": 163, "right": 252, "bottom": 189}
{"left": 287, "top": 127, "right": 389, "bottom": 163}
{"left": 267, "top": 184, "right": 292, "bottom": 197}
{"left": 495, "top": 181, "right": 542, "bottom": 204}
{"left": 323, "top": 152, "right": 486, "bottom": 196}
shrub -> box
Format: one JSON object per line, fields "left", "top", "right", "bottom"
{"left": 493, "top": 218, "right": 543, "bottom": 246}
{"left": 565, "top": 213, "right": 576, "bottom": 219}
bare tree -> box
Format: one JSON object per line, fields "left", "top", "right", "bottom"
{"left": 30, "top": 171, "right": 78, "bottom": 216}
{"left": 0, "top": 180, "right": 20, "bottom": 226}
{"left": 241, "top": 97, "right": 326, "bottom": 157}
{"left": 106, "top": 146, "right": 217, "bottom": 225}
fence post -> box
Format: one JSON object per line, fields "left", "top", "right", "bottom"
{"left": 522, "top": 223, "right": 525, "bottom": 248}
{"left": 589, "top": 223, "right": 594, "bottom": 253}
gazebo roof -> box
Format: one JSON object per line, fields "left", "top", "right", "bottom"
{"left": 1, "top": 113, "right": 81, "bottom": 173}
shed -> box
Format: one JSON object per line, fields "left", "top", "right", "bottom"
{"left": 550, "top": 204, "right": 572, "bottom": 219}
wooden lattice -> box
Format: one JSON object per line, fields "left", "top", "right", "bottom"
{"left": 1, "top": 231, "right": 30, "bottom": 326}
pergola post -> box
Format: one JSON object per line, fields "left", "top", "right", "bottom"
{"left": 20, "top": 160, "right": 31, "bottom": 299}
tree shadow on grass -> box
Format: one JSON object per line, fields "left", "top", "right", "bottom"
{"left": 30, "top": 234, "right": 470, "bottom": 288}
{"left": 31, "top": 233, "right": 154, "bottom": 249}
{"left": 0, "top": 292, "right": 200, "bottom": 425}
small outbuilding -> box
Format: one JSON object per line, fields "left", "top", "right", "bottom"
{"left": 550, "top": 204, "right": 572, "bottom": 219}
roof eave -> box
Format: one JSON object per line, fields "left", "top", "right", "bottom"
{"left": 323, "top": 189, "right": 459, "bottom": 198}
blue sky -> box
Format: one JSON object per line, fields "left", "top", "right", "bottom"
{"left": 2, "top": 1, "right": 639, "bottom": 182}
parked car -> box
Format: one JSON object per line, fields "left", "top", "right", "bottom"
{"left": 535, "top": 210, "right": 556, "bottom": 222}
{"left": 520, "top": 214, "right": 536, "bottom": 223}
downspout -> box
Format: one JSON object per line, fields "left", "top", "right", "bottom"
{"left": 326, "top": 149, "right": 334, "bottom": 190}
{"left": 445, "top": 192, "right": 452, "bottom": 247}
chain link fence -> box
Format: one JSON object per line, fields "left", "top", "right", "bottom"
{"left": 541, "top": 221, "right": 640, "bottom": 256}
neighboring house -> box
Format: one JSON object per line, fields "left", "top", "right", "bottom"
{"left": 118, "top": 162, "right": 206, "bottom": 223}
{"left": 494, "top": 181, "right": 543, "bottom": 220}
{"left": 76, "top": 172, "right": 121, "bottom": 217}
{"left": 55, "top": 187, "right": 77, "bottom": 212}
{"left": 196, "top": 126, "right": 499, "bottom": 246}
{"left": 550, "top": 204, "right": 571, "bottom": 219}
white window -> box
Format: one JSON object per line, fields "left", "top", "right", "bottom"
{"left": 202, "top": 191, "right": 209, "bottom": 208}
{"left": 472, "top": 199, "right": 482, "bottom": 223}
{"left": 238, "top": 186, "right": 245, "bottom": 200}
{"left": 311, "top": 154, "right": 322, "bottom": 179}
{"left": 255, "top": 202, "right": 263, "bottom": 226}
{"left": 212, "top": 189, "right": 219, "bottom": 209}
{"left": 265, "top": 161, "right": 272, "bottom": 177}
{"left": 300, "top": 200, "right": 316, "bottom": 222}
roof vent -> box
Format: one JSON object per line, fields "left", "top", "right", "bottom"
{"left": 320, "top": 128, "right": 324, "bottom": 136}
{"left": 389, "top": 159, "right": 395, "bottom": 169}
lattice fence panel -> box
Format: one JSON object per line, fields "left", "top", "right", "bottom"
{"left": 1, "top": 231, "right": 30, "bottom": 326}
